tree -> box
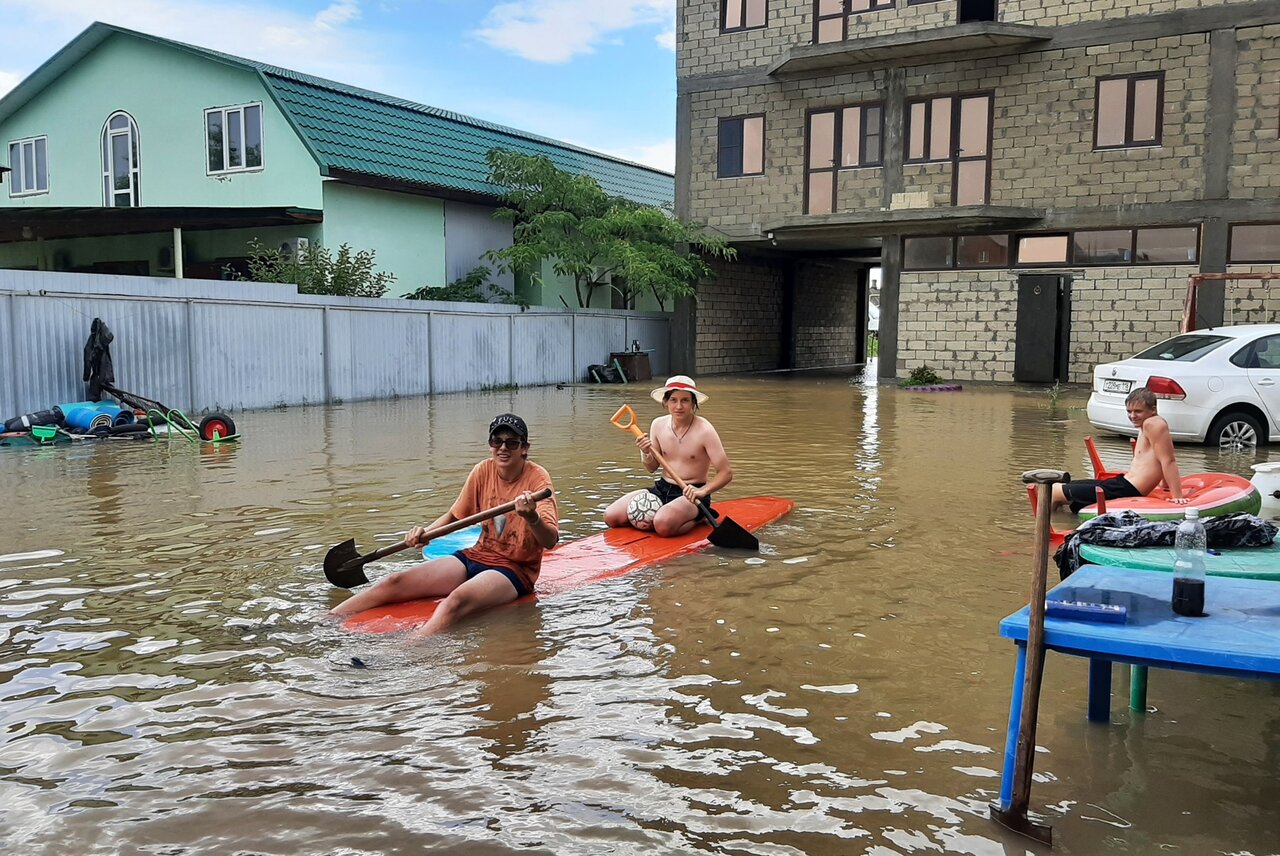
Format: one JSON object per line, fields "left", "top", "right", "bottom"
{"left": 483, "top": 149, "right": 734, "bottom": 309}
{"left": 230, "top": 239, "right": 394, "bottom": 298}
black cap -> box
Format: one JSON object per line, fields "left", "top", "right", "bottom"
{"left": 489, "top": 413, "right": 529, "bottom": 443}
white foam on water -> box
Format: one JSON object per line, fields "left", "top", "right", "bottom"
{"left": 0, "top": 549, "right": 65, "bottom": 563}
{"left": 871, "top": 720, "right": 947, "bottom": 743}
{"left": 801, "top": 683, "right": 860, "bottom": 695}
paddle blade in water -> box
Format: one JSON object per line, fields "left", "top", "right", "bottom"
{"left": 708, "top": 516, "right": 759, "bottom": 550}
{"left": 324, "top": 539, "right": 370, "bottom": 588}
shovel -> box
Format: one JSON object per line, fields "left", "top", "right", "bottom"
{"left": 610, "top": 404, "right": 758, "bottom": 551}
{"left": 323, "top": 487, "right": 553, "bottom": 588}
{"left": 989, "top": 468, "right": 1069, "bottom": 846}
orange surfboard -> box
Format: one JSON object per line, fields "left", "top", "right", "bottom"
{"left": 342, "top": 495, "right": 796, "bottom": 633}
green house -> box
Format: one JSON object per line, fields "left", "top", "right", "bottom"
{"left": 0, "top": 22, "right": 674, "bottom": 308}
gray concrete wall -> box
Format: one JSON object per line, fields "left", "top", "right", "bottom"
{"left": 0, "top": 270, "right": 670, "bottom": 418}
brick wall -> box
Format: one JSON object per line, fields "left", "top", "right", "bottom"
{"left": 697, "top": 256, "right": 786, "bottom": 373}
{"left": 898, "top": 270, "right": 1018, "bottom": 381}
{"left": 1232, "top": 25, "right": 1280, "bottom": 197}
{"left": 1222, "top": 267, "right": 1280, "bottom": 325}
{"left": 897, "top": 266, "right": 1193, "bottom": 383}
{"left": 1068, "top": 266, "right": 1194, "bottom": 382}
{"left": 679, "top": 1, "right": 1240, "bottom": 79}
{"left": 794, "top": 260, "right": 862, "bottom": 366}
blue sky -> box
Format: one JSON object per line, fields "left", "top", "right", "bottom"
{"left": 0, "top": 0, "right": 677, "bottom": 171}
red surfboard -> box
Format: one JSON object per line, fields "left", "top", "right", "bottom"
{"left": 342, "top": 495, "right": 796, "bottom": 633}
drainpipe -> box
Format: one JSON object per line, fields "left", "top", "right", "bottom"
{"left": 173, "top": 227, "right": 184, "bottom": 279}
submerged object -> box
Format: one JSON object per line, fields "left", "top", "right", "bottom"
{"left": 1077, "top": 472, "right": 1261, "bottom": 522}
{"left": 344, "top": 495, "right": 796, "bottom": 634}
{"left": 1250, "top": 462, "right": 1280, "bottom": 513}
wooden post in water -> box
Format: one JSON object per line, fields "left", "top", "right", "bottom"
{"left": 992, "top": 468, "right": 1068, "bottom": 846}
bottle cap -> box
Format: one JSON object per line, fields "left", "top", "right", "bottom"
{"left": 1186, "top": 507, "right": 1199, "bottom": 518}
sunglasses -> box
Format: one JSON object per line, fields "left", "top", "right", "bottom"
{"left": 488, "top": 437, "right": 524, "bottom": 450}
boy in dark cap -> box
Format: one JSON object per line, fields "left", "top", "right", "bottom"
{"left": 330, "top": 413, "right": 558, "bottom": 636}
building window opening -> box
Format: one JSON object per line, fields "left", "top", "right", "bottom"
{"left": 1095, "top": 73, "right": 1164, "bottom": 150}
{"left": 723, "top": 0, "right": 767, "bottom": 31}
{"left": 805, "top": 103, "right": 884, "bottom": 214}
{"left": 7, "top": 136, "right": 48, "bottom": 197}
{"left": 957, "top": 0, "right": 996, "bottom": 23}
{"left": 718, "top": 115, "right": 765, "bottom": 178}
{"left": 102, "top": 111, "right": 141, "bottom": 208}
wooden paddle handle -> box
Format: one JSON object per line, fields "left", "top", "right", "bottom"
{"left": 610, "top": 404, "right": 692, "bottom": 492}
{"left": 362, "top": 487, "right": 553, "bottom": 563}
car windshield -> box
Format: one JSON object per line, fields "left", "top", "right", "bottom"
{"left": 1132, "top": 334, "right": 1231, "bottom": 362}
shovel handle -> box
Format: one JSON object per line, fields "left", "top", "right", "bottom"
{"left": 610, "top": 404, "right": 691, "bottom": 492}
{"left": 360, "top": 487, "right": 554, "bottom": 564}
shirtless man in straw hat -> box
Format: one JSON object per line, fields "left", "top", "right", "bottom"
{"left": 604, "top": 375, "right": 736, "bottom": 537}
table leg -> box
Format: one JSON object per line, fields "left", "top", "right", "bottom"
{"left": 1088, "top": 658, "right": 1112, "bottom": 722}
{"left": 997, "top": 642, "right": 1028, "bottom": 810}
{"left": 1129, "top": 665, "right": 1148, "bottom": 712}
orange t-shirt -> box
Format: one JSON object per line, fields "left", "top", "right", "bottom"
{"left": 450, "top": 459, "right": 558, "bottom": 591}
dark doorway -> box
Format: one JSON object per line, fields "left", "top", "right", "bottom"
{"left": 958, "top": 0, "right": 997, "bottom": 23}
{"left": 1014, "top": 274, "right": 1072, "bottom": 383}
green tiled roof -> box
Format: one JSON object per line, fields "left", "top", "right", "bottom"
{"left": 0, "top": 23, "right": 675, "bottom": 208}
{"left": 262, "top": 71, "right": 675, "bottom": 207}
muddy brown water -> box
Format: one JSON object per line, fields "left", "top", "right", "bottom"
{"left": 2, "top": 373, "right": 1279, "bottom": 855}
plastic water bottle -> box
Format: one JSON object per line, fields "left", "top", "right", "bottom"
{"left": 1172, "top": 507, "right": 1207, "bottom": 617}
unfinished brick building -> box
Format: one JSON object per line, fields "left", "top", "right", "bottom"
{"left": 675, "top": 0, "right": 1280, "bottom": 383}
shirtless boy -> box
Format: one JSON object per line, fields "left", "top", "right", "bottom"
{"left": 604, "top": 375, "right": 735, "bottom": 537}
{"left": 1051, "top": 386, "right": 1187, "bottom": 513}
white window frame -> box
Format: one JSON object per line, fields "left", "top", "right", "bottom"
{"left": 102, "top": 111, "right": 141, "bottom": 207}
{"left": 7, "top": 135, "right": 49, "bottom": 197}
{"left": 205, "top": 102, "right": 265, "bottom": 175}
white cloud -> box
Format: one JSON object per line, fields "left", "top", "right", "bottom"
{"left": 655, "top": 26, "right": 675, "bottom": 51}
{"left": 0, "top": 70, "right": 22, "bottom": 99}
{"left": 605, "top": 138, "right": 675, "bottom": 173}
{"left": 475, "top": 0, "right": 675, "bottom": 63}
{"left": 0, "top": 0, "right": 388, "bottom": 92}
{"left": 315, "top": 0, "right": 361, "bottom": 30}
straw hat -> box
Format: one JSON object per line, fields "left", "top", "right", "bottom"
{"left": 650, "top": 375, "right": 709, "bottom": 405}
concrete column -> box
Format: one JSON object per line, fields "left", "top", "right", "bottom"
{"left": 1196, "top": 29, "right": 1238, "bottom": 328}
{"left": 172, "top": 227, "right": 184, "bottom": 279}
{"left": 878, "top": 238, "right": 902, "bottom": 382}
{"left": 673, "top": 89, "right": 699, "bottom": 373}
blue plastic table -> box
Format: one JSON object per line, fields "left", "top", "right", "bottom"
{"left": 996, "top": 564, "right": 1280, "bottom": 812}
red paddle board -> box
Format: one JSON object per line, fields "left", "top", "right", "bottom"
{"left": 342, "top": 495, "right": 795, "bottom": 633}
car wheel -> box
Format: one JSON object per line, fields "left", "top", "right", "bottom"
{"left": 1206, "top": 411, "right": 1263, "bottom": 449}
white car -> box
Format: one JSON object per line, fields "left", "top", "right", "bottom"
{"left": 1087, "top": 324, "right": 1280, "bottom": 448}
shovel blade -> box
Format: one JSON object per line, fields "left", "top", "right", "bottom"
{"left": 707, "top": 516, "right": 759, "bottom": 551}
{"left": 989, "top": 805, "right": 1053, "bottom": 846}
{"left": 324, "top": 539, "right": 370, "bottom": 589}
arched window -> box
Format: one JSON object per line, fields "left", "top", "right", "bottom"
{"left": 102, "top": 111, "right": 140, "bottom": 207}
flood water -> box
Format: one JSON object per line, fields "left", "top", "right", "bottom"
{"left": 2, "top": 372, "right": 1279, "bottom": 855}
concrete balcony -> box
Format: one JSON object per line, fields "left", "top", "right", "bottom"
{"left": 762, "top": 205, "right": 1044, "bottom": 252}
{"left": 768, "top": 22, "right": 1052, "bottom": 77}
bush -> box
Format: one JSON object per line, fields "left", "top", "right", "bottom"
{"left": 231, "top": 239, "right": 394, "bottom": 298}
{"left": 401, "top": 266, "right": 526, "bottom": 308}
{"left": 899, "top": 365, "right": 944, "bottom": 387}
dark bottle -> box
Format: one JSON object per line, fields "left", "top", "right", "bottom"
{"left": 1172, "top": 508, "right": 1207, "bottom": 617}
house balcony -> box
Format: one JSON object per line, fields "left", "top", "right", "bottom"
{"left": 767, "top": 22, "right": 1053, "bottom": 78}
{"left": 761, "top": 205, "right": 1043, "bottom": 252}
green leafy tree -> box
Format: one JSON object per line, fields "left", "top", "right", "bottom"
{"left": 483, "top": 149, "right": 733, "bottom": 309}
{"left": 230, "top": 239, "right": 394, "bottom": 298}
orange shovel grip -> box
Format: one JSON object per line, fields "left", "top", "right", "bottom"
{"left": 610, "top": 404, "right": 643, "bottom": 438}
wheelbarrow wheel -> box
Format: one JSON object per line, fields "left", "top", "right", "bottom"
{"left": 198, "top": 412, "right": 236, "bottom": 441}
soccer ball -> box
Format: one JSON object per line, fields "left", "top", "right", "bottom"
{"left": 626, "top": 491, "right": 663, "bottom": 530}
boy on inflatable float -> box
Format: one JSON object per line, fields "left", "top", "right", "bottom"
{"left": 1051, "top": 387, "right": 1188, "bottom": 513}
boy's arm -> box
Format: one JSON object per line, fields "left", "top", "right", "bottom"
{"left": 1148, "top": 419, "right": 1186, "bottom": 502}
{"left": 686, "top": 424, "right": 734, "bottom": 501}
